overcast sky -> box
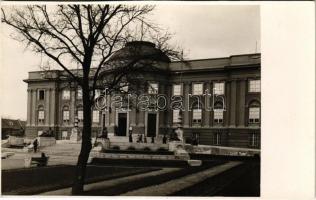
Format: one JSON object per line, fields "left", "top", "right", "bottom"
{"left": 0, "top": 5, "right": 260, "bottom": 120}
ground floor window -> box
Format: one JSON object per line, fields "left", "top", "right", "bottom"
{"left": 249, "top": 133, "right": 259, "bottom": 147}
{"left": 37, "top": 130, "right": 43, "bottom": 136}
{"left": 213, "top": 132, "right": 221, "bottom": 145}
{"left": 62, "top": 131, "right": 68, "bottom": 140}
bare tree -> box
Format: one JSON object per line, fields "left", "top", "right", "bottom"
{"left": 2, "top": 5, "right": 183, "bottom": 194}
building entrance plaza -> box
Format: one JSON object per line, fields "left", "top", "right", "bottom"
{"left": 24, "top": 41, "right": 261, "bottom": 149}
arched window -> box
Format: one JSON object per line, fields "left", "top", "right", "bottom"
{"left": 38, "top": 105, "right": 45, "bottom": 123}
{"left": 62, "top": 106, "right": 70, "bottom": 122}
{"left": 213, "top": 101, "right": 224, "bottom": 124}
{"left": 248, "top": 100, "right": 260, "bottom": 124}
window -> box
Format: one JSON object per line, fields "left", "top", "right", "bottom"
{"left": 214, "top": 109, "right": 224, "bottom": 123}
{"left": 77, "top": 88, "right": 82, "bottom": 99}
{"left": 249, "top": 133, "right": 259, "bottom": 147}
{"left": 249, "top": 80, "right": 260, "bottom": 92}
{"left": 38, "top": 90, "right": 45, "bottom": 100}
{"left": 173, "top": 84, "right": 182, "bottom": 96}
{"left": 38, "top": 106, "right": 44, "bottom": 123}
{"left": 62, "top": 89, "right": 70, "bottom": 100}
{"left": 213, "top": 133, "right": 221, "bottom": 145}
{"left": 173, "top": 109, "right": 180, "bottom": 123}
{"left": 63, "top": 109, "right": 70, "bottom": 122}
{"left": 92, "top": 110, "right": 100, "bottom": 123}
{"left": 193, "top": 83, "right": 203, "bottom": 95}
{"left": 77, "top": 110, "right": 83, "bottom": 122}
{"left": 120, "top": 83, "right": 129, "bottom": 93}
{"left": 95, "top": 89, "right": 101, "bottom": 99}
{"left": 62, "top": 131, "right": 68, "bottom": 140}
{"left": 213, "top": 82, "right": 225, "bottom": 95}
{"left": 192, "top": 109, "right": 202, "bottom": 124}
{"left": 148, "top": 83, "right": 158, "bottom": 94}
{"left": 249, "top": 107, "right": 260, "bottom": 123}
{"left": 38, "top": 130, "right": 43, "bottom": 136}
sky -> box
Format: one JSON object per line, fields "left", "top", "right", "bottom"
{"left": 0, "top": 5, "right": 260, "bottom": 120}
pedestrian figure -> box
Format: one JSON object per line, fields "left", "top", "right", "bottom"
{"left": 162, "top": 133, "right": 167, "bottom": 144}
{"left": 33, "top": 138, "right": 38, "bottom": 153}
{"left": 129, "top": 127, "right": 133, "bottom": 143}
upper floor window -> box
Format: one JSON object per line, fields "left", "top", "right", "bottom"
{"left": 77, "top": 110, "right": 83, "bottom": 122}
{"left": 249, "top": 107, "right": 260, "bottom": 123}
{"left": 213, "top": 82, "right": 225, "bottom": 95}
{"left": 173, "top": 109, "right": 180, "bottom": 124}
{"left": 148, "top": 83, "right": 158, "bottom": 94}
{"left": 120, "top": 82, "right": 129, "bottom": 93}
{"left": 62, "top": 89, "right": 70, "bottom": 100}
{"left": 249, "top": 80, "right": 261, "bottom": 92}
{"left": 38, "top": 89, "right": 45, "bottom": 100}
{"left": 192, "top": 83, "right": 203, "bottom": 95}
{"left": 38, "top": 106, "right": 45, "bottom": 123}
{"left": 214, "top": 110, "right": 223, "bottom": 123}
{"left": 173, "top": 84, "right": 182, "bottom": 96}
{"left": 92, "top": 110, "right": 100, "bottom": 123}
{"left": 77, "top": 88, "right": 82, "bottom": 99}
{"left": 95, "top": 89, "right": 101, "bottom": 98}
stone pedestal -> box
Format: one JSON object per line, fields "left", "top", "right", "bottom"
{"left": 70, "top": 127, "right": 81, "bottom": 142}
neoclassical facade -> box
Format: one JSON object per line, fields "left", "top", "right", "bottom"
{"left": 24, "top": 41, "right": 261, "bottom": 149}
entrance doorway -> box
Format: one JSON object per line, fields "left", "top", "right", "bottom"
{"left": 147, "top": 113, "right": 157, "bottom": 137}
{"left": 117, "top": 113, "right": 127, "bottom": 136}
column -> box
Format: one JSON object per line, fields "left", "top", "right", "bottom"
{"left": 26, "top": 89, "right": 32, "bottom": 126}
{"left": 204, "top": 82, "right": 210, "bottom": 127}
{"left": 31, "top": 90, "right": 37, "bottom": 126}
{"left": 50, "top": 88, "right": 56, "bottom": 127}
{"left": 229, "top": 80, "right": 237, "bottom": 127}
{"left": 238, "top": 79, "right": 246, "bottom": 127}
{"left": 70, "top": 90, "right": 76, "bottom": 124}
{"left": 45, "top": 89, "right": 50, "bottom": 126}
{"left": 158, "top": 84, "right": 165, "bottom": 128}
{"left": 183, "top": 82, "right": 190, "bottom": 127}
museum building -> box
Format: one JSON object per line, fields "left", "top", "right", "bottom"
{"left": 24, "top": 41, "right": 261, "bottom": 149}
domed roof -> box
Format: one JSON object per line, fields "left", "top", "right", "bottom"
{"left": 109, "top": 41, "right": 170, "bottom": 63}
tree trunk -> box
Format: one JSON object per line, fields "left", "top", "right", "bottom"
{"left": 72, "top": 83, "right": 92, "bottom": 195}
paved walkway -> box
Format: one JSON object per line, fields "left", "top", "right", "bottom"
{"left": 40, "top": 167, "right": 181, "bottom": 195}
{"left": 122, "top": 161, "right": 242, "bottom": 196}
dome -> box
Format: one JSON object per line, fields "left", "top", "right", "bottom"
{"left": 109, "top": 41, "right": 171, "bottom": 63}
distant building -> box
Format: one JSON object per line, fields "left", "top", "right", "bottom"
{"left": 1, "top": 118, "right": 26, "bottom": 139}
{"left": 24, "top": 41, "right": 260, "bottom": 149}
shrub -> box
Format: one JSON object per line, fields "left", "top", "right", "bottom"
{"left": 127, "top": 146, "right": 136, "bottom": 151}
{"left": 111, "top": 145, "right": 120, "bottom": 150}
{"left": 156, "top": 147, "right": 168, "bottom": 152}
{"left": 142, "top": 147, "right": 151, "bottom": 151}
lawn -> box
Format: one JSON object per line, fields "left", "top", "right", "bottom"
{"left": 2, "top": 165, "right": 159, "bottom": 195}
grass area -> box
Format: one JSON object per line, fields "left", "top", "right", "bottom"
{"left": 2, "top": 165, "right": 160, "bottom": 195}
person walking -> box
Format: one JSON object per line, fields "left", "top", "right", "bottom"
{"left": 33, "top": 138, "right": 38, "bottom": 153}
